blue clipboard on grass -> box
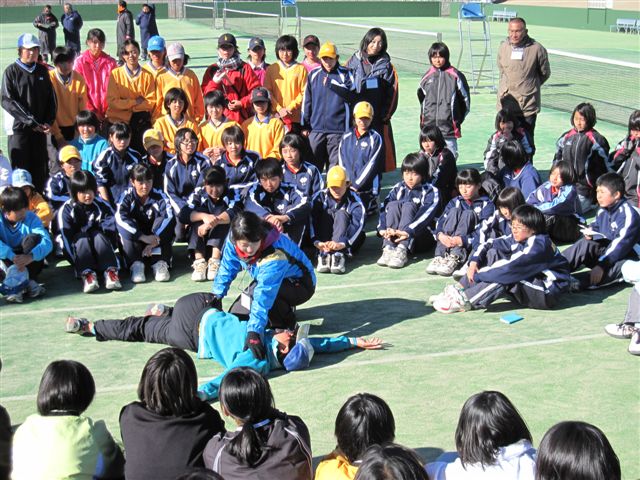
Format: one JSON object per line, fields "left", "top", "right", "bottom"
{"left": 500, "top": 312, "right": 524, "bottom": 324}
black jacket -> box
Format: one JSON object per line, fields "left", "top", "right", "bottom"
{"left": 1, "top": 60, "right": 56, "bottom": 132}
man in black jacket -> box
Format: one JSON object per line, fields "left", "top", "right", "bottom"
{"left": 1, "top": 33, "right": 57, "bottom": 192}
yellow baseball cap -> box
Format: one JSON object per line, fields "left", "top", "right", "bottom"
{"left": 318, "top": 42, "right": 337, "bottom": 59}
{"left": 353, "top": 101, "right": 374, "bottom": 119}
{"left": 143, "top": 129, "right": 164, "bottom": 150}
{"left": 58, "top": 145, "right": 81, "bottom": 163}
{"left": 326, "top": 165, "right": 348, "bottom": 188}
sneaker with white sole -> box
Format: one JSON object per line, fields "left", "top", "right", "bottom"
{"left": 433, "top": 285, "right": 470, "bottom": 313}
{"left": 330, "top": 252, "right": 346, "bottom": 274}
{"left": 152, "top": 260, "right": 170, "bottom": 282}
{"left": 191, "top": 259, "right": 207, "bottom": 282}
{"left": 317, "top": 254, "right": 330, "bottom": 273}
{"left": 376, "top": 245, "right": 395, "bottom": 267}
{"left": 5, "top": 291, "right": 24, "bottom": 303}
{"left": 65, "top": 316, "right": 93, "bottom": 335}
{"left": 436, "top": 253, "right": 461, "bottom": 277}
{"left": 426, "top": 256, "right": 444, "bottom": 275}
{"left": 629, "top": 330, "right": 640, "bottom": 356}
{"left": 604, "top": 323, "right": 636, "bottom": 339}
{"left": 104, "top": 268, "right": 122, "bottom": 290}
{"left": 387, "top": 246, "right": 408, "bottom": 269}
{"left": 207, "top": 258, "right": 221, "bottom": 281}
{"left": 82, "top": 270, "right": 99, "bottom": 293}
{"left": 27, "top": 279, "right": 46, "bottom": 298}
{"left": 427, "top": 291, "right": 447, "bottom": 305}
{"left": 452, "top": 263, "right": 469, "bottom": 281}
{"left": 130, "top": 261, "right": 146, "bottom": 283}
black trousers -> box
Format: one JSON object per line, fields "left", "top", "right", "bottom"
{"left": 9, "top": 130, "right": 48, "bottom": 192}
{"left": 94, "top": 292, "right": 218, "bottom": 352}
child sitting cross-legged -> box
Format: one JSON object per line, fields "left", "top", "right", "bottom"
{"left": 58, "top": 171, "right": 121, "bottom": 293}
{"left": 377, "top": 153, "right": 440, "bottom": 269}
{"left": 311, "top": 165, "right": 365, "bottom": 275}
{"left": 179, "top": 166, "right": 239, "bottom": 282}
{"left": 426, "top": 168, "right": 494, "bottom": 277}
{"left": 430, "top": 204, "right": 571, "bottom": 314}
{"left": 116, "top": 163, "right": 176, "bottom": 283}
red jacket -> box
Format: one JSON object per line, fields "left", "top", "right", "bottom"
{"left": 201, "top": 62, "right": 260, "bottom": 123}
{"left": 73, "top": 49, "right": 117, "bottom": 120}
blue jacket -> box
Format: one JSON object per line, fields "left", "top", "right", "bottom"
{"left": 302, "top": 65, "right": 355, "bottom": 134}
{"left": 58, "top": 198, "right": 117, "bottom": 261}
{"left": 243, "top": 182, "right": 311, "bottom": 227}
{"left": 0, "top": 211, "right": 52, "bottom": 261}
{"left": 483, "top": 128, "right": 533, "bottom": 175}
{"left": 212, "top": 229, "right": 316, "bottom": 336}
{"left": 588, "top": 199, "right": 640, "bottom": 268}
{"left": 70, "top": 134, "right": 109, "bottom": 173}
{"left": 196, "top": 309, "right": 356, "bottom": 401}
{"left": 164, "top": 153, "right": 209, "bottom": 214}
{"left": 115, "top": 187, "right": 175, "bottom": 242}
{"left": 378, "top": 181, "right": 440, "bottom": 239}
{"left": 471, "top": 210, "right": 512, "bottom": 252}
{"left": 436, "top": 195, "right": 496, "bottom": 248}
{"left": 61, "top": 9, "right": 83, "bottom": 52}
{"left": 283, "top": 161, "right": 323, "bottom": 198}
{"left": 214, "top": 150, "right": 258, "bottom": 191}
{"left": 93, "top": 146, "right": 142, "bottom": 205}
{"left": 470, "top": 233, "right": 571, "bottom": 291}
{"left": 45, "top": 171, "right": 71, "bottom": 211}
{"left": 178, "top": 186, "right": 239, "bottom": 225}
{"left": 527, "top": 182, "right": 583, "bottom": 220}
{"left": 338, "top": 129, "right": 382, "bottom": 195}
{"left": 499, "top": 162, "right": 541, "bottom": 199}
{"left": 311, "top": 189, "right": 365, "bottom": 247}
{"left": 135, "top": 4, "right": 158, "bottom": 49}
{"left": 419, "top": 148, "right": 457, "bottom": 204}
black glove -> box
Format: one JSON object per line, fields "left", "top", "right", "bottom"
{"left": 244, "top": 331, "right": 266, "bottom": 360}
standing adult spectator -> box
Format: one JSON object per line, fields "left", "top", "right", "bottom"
{"left": 33, "top": 4, "right": 59, "bottom": 63}
{"left": 135, "top": 3, "right": 159, "bottom": 62}
{"left": 116, "top": 0, "right": 134, "bottom": 64}
{"left": 1, "top": 34, "right": 56, "bottom": 192}
{"left": 497, "top": 17, "right": 550, "bottom": 154}
{"left": 346, "top": 28, "right": 399, "bottom": 172}
{"left": 61, "top": 3, "right": 83, "bottom": 55}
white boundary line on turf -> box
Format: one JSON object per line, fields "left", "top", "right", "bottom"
{"left": 0, "top": 278, "right": 426, "bottom": 318}
{"left": 0, "top": 333, "right": 603, "bottom": 402}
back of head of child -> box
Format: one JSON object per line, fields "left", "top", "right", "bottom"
{"left": 455, "top": 168, "right": 481, "bottom": 189}
{"left": 0, "top": 186, "right": 29, "bottom": 214}
{"left": 231, "top": 211, "right": 269, "bottom": 243}
{"left": 495, "top": 109, "right": 518, "bottom": 132}
{"left": 501, "top": 141, "right": 527, "bottom": 171}
{"left": 354, "top": 443, "right": 428, "bottom": 480}
{"left": 419, "top": 125, "right": 446, "bottom": 154}
{"left": 401, "top": 153, "right": 428, "bottom": 181}
{"left": 220, "top": 367, "right": 276, "bottom": 467}
{"left": 255, "top": 157, "right": 283, "bottom": 180}
{"left": 70, "top": 171, "right": 98, "bottom": 201}
{"left": 334, "top": 392, "right": 395, "bottom": 464}
{"left": 595, "top": 172, "right": 624, "bottom": 200}
{"left": 37, "top": 360, "right": 95, "bottom": 416}
{"left": 455, "top": 391, "right": 532, "bottom": 468}
{"left": 511, "top": 205, "right": 546, "bottom": 236}
{"left": 496, "top": 187, "right": 526, "bottom": 215}
{"left": 571, "top": 102, "right": 597, "bottom": 132}
{"left": 138, "top": 347, "right": 200, "bottom": 417}
{"left": 535, "top": 421, "right": 620, "bottom": 480}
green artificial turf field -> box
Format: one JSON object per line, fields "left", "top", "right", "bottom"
{"left": 0, "top": 13, "right": 638, "bottom": 478}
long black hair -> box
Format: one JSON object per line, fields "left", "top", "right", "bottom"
{"left": 359, "top": 27, "right": 388, "bottom": 56}
{"left": 37, "top": 360, "right": 95, "bottom": 416}
{"left": 354, "top": 443, "right": 428, "bottom": 480}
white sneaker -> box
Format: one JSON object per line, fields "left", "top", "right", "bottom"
{"left": 191, "top": 259, "right": 207, "bottom": 282}
{"left": 317, "top": 254, "right": 330, "bottom": 273}
{"left": 604, "top": 323, "right": 636, "bottom": 339}
{"left": 427, "top": 291, "right": 447, "bottom": 305}
{"left": 207, "top": 258, "right": 220, "bottom": 281}
{"left": 426, "top": 256, "right": 444, "bottom": 275}
{"left": 376, "top": 245, "right": 394, "bottom": 267}
{"left": 436, "top": 254, "right": 461, "bottom": 277}
{"left": 82, "top": 270, "right": 99, "bottom": 293}
{"left": 629, "top": 330, "right": 640, "bottom": 356}
{"left": 387, "top": 246, "right": 408, "bottom": 269}
{"left": 433, "top": 287, "right": 470, "bottom": 314}
{"left": 152, "top": 261, "right": 170, "bottom": 282}
{"left": 104, "top": 268, "right": 122, "bottom": 290}
{"left": 27, "top": 279, "right": 46, "bottom": 298}
{"left": 452, "top": 263, "right": 469, "bottom": 281}
{"left": 130, "top": 261, "right": 146, "bottom": 283}
{"left": 330, "top": 252, "right": 346, "bottom": 274}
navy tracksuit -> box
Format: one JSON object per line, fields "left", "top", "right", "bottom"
{"left": 499, "top": 162, "right": 541, "bottom": 200}
{"left": 420, "top": 149, "right": 457, "bottom": 204}
{"left": 282, "top": 161, "right": 324, "bottom": 198}
{"left": 214, "top": 151, "right": 258, "bottom": 192}
{"left": 93, "top": 147, "right": 142, "bottom": 205}
{"left": 310, "top": 189, "right": 365, "bottom": 254}
{"left": 527, "top": 182, "right": 584, "bottom": 243}
{"left": 462, "top": 233, "right": 571, "bottom": 309}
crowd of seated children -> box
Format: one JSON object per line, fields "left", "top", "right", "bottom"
{"left": 377, "top": 153, "right": 440, "bottom": 269}
{"left": 311, "top": 165, "right": 365, "bottom": 274}
{"left": 610, "top": 109, "right": 640, "bottom": 207}
{"left": 179, "top": 166, "right": 238, "bottom": 282}
{"left": 418, "top": 125, "right": 457, "bottom": 204}
{"left": 483, "top": 109, "right": 533, "bottom": 176}
{"left": 200, "top": 90, "right": 240, "bottom": 162}
{"left": 243, "top": 157, "right": 310, "bottom": 246}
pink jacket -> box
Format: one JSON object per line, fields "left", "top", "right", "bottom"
{"left": 73, "top": 50, "right": 117, "bottom": 120}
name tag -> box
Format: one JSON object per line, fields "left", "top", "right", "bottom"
{"left": 511, "top": 48, "right": 524, "bottom": 61}
{"left": 365, "top": 77, "right": 379, "bottom": 89}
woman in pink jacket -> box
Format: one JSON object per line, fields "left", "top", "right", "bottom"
{"left": 74, "top": 28, "right": 117, "bottom": 134}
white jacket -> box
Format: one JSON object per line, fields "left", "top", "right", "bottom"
{"left": 426, "top": 439, "right": 536, "bottom": 480}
